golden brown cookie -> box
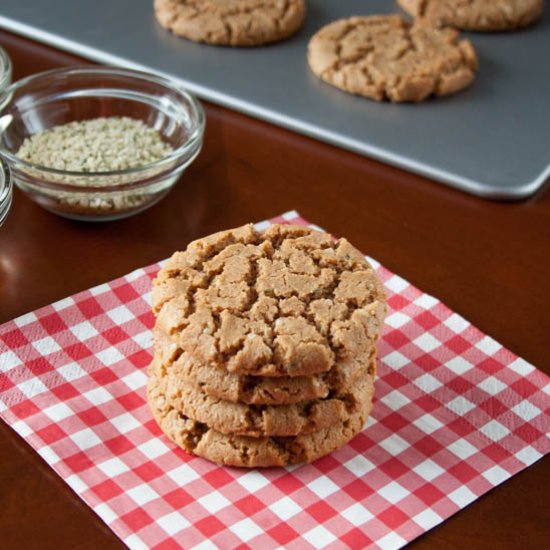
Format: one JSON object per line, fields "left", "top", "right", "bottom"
{"left": 154, "top": 0, "right": 306, "bottom": 46}
{"left": 398, "top": 0, "right": 544, "bottom": 31}
{"left": 152, "top": 224, "right": 387, "bottom": 377}
{"left": 148, "top": 380, "right": 372, "bottom": 467}
{"left": 307, "top": 15, "right": 478, "bottom": 102}
{"left": 148, "top": 357, "right": 374, "bottom": 436}
{"left": 154, "top": 327, "right": 376, "bottom": 405}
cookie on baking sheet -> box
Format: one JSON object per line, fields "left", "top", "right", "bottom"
{"left": 307, "top": 15, "right": 478, "bottom": 103}
{"left": 148, "top": 357, "right": 374, "bottom": 436}
{"left": 148, "top": 376, "right": 372, "bottom": 467}
{"left": 398, "top": 0, "right": 544, "bottom": 32}
{"left": 154, "top": 0, "right": 306, "bottom": 46}
{"left": 152, "top": 223, "right": 387, "bottom": 377}
{"left": 153, "top": 328, "right": 377, "bottom": 405}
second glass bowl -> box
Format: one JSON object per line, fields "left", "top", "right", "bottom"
{"left": 0, "top": 66, "right": 205, "bottom": 221}
{"left": 0, "top": 46, "right": 11, "bottom": 96}
{"left": 0, "top": 156, "right": 12, "bottom": 227}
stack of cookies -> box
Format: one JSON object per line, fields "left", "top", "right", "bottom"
{"left": 147, "top": 224, "right": 387, "bottom": 467}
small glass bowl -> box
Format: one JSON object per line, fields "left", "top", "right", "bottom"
{"left": 0, "top": 67, "right": 205, "bottom": 221}
{"left": 0, "top": 46, "right": 12, "bottom": 96}
{"left": 0, "top": 156, "right": 13, "bottom": 227}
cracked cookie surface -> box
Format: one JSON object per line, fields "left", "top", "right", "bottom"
{"left": 154, "top": 327, "right": 376, "bottom": 404}
{"left": 152, "top": 224, "right": 387, "bottom": 377}
{"left": 154, "top": 0, "right": 306, "bottom": 46}
{"left": 307, "top": 15, "right": 478, "bottom": 102}
{"left": 398, "top": 0, "right": 543, "bottom": 31}
{"left": 148, "top": 357, "right": 374, "bottom": 436}
{"left": 148, "top": 378, "right": 372, "bottom": 467}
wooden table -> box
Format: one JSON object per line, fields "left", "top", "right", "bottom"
{"left": 0, "top": 29, "right": 548, "bottom": 550}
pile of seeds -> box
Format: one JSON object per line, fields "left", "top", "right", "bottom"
{"left": 15, "top": 116, "right": 174, "bottom": 218}
{"left": 17, "top": 117, "right": 173, "bottom": 172}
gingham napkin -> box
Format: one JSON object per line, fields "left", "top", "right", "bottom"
{"left": 0, "top": 211, "right": 548, "bottom": 550}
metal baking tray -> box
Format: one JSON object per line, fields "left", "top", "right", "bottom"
{"left": 1, "top": 0, "right": 549, "bottom": 199}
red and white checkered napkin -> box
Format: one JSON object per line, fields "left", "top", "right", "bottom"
{"left": 1, "top": 211, "right": 549, "bottom": 550}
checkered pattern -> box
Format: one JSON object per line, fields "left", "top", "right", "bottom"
{"left": 1, "top": 211, "right": 549, "bottom": 550}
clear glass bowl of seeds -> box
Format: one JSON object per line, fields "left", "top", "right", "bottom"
{"left": 0, "top": 67, "right": 205, "bottom": 221}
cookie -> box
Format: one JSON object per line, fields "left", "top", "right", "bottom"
{"left": 152, "top": 224, "right": 387, "bottom": 377}
{"left": 307, "top": 15, "right": 478, "bottom": 102}
{"left": 148, "top": 381, "right": 372, "bottom": 467}
{"left": 154, "top": 0, "right": 306, "bottom": 46}
{"left": 154, "top": 327, "right": 376, "bottom": 405}
{"left": 398, "top": 0, "right": 544, "bottom": 31}
{"left": 148, "top": 357, "right": 374, "bottom": 436}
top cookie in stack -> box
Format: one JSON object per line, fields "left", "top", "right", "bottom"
{"left": 147, "top": 224, "right": 387, "bottom": 467}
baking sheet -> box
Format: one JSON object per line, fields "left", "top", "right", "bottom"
{"left": 0, "top": 0, "right": 549, "bottom": 199}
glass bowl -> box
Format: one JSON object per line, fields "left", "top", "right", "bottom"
{"left": 0, "top": 67, "right": 205, "bottom": 221}
{"left": 0, "top": 156, "right": 13, "bottom": 227}
{"left": 0, "top": 46, "right": 12, "bottom": 96}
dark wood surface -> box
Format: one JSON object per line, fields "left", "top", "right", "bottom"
{"left": 0, "top": 29, "right": 548, "bottom": 550}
